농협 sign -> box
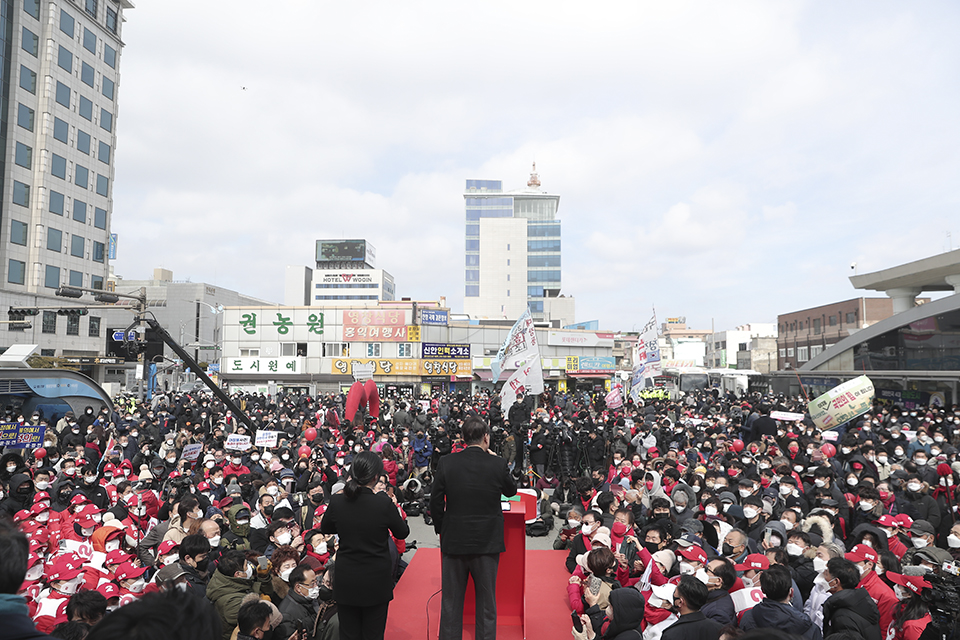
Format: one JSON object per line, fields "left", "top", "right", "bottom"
{"left": 331, "top": 359, "right": 420, "bottom": 376}
{"left": 807, "top": 375, "right": 875, "bottom": 430}
{"left": 421, "top": 343, "right": 471, "bottom": 359}
{"left": 420, "top": 309, "right": 448, "bottom": 325}
{"left": 255, "top": 431, "right": 280, "bottom": 448}
{"left": 771, "top": 411, "right": 805, "bottom": 422}
{"left": 225, "top": 434, "right": 251, "bottom": 451}
{"left": 0, "top": 422, "right": 45, "bottom": 448}
{"left": 547, "top": 331, "right": 615, "bottom": 348}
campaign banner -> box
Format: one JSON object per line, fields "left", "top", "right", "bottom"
{"left": 225, "top": 434, "right": 251, "bottom": 451}
{"left": 421, "top": 309, "right": 448, "bottom": 325}
{"left": 807, "top": 375, "right": 875, "bottom": 430}
{"left": 500, "top": 356, "right": 544, "bottom": 408}
{"left": 605, "top": 385, "right": 624, "bottom": 409}
{"left": 731, "top": 587, "right": 764, "bottom": 615}
{"left": 422, "top": 343, "right": 471, "bottom": 359}
{"left": 566, "top": 356, "right": 616, "bottom": 374}
{"left": 771, "top": 411, "right": 805, "bottom": 422}
{"left": 180, "top": 443, "right": 204, "bottom": 462}
{"left": 255, "top": 431, "right": 280, "bottom": 448}
{"left": 491, "top": 309, "right": 538, "bottom": 382}
{"left": 0, "top": 422, "right": 45, "bottom": 448}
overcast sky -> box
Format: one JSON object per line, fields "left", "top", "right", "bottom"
{"left": 111, "top": 1, "right": 960, "bottom": 332}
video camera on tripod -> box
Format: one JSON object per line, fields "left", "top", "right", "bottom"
{"left": 919, "top": 561, "right": 960, "bottom": 640}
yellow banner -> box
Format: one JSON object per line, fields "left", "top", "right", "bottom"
{"left": 407, "top": 325, "right": 421, "bottom": 342}
{"left": 331, "top": 359, "right": 420, "bottom": 376}
{"left": 419, "top": 359, "right": 473, "bottom": 376}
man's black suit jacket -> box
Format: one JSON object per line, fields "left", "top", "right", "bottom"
{"left": 430, "top": 446, "right": 518, "bottom": 555}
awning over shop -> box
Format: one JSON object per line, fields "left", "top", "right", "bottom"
{"left": 474, "top": 370, "right": 515, "bottom": 381}
{"left": 568, "top": 373, "right": 611, "bottom": 379}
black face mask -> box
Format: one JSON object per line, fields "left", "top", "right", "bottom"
{"left": 263, "top": 505, "right": 275, "bottom": 518}
{"left": 318, "top": 585, "right": 333, "bottom": 601}
{"left": 310, "top": 493, "right": 323, "bottom": 505}
{"left": 642, "top": 540, "right": 661, "bottom": 554}
{"left": 722, "top": 542, "right": 737, "bottom": 557}
{"left": 17, "top": 485, "right": 32, "bottom": 495}
{"left": 195, "top": 556, "right": 210, "bottom": 573}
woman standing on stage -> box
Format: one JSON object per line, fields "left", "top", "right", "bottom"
{"left": 320, "top": 451, "right": 409, "bottom": 640}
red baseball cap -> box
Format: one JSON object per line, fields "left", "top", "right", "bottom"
{"left": 47, "top": 554, "right": 84, "bottom": 581}
{"left": 735, "top": 554, "right": 770, "bottom": 572}
{"left": 678, "top": 545, "right": 708, "bottom": 565}
{"left": 97, "top": 583, "right": 120, "bottom": 599}
{"left": 874, "top": 515, "right": 898, "bottom": 528}
{"left": 887, "top": 571, "right": 930, "bottom": 596}
{"left": 115, "top": 561, "right": 147, "bottom": 582}
{"left": 845, "top": 544, "right": 878, "bottom": 564}
{"left": 105, "top": 549, "right": 133, "bottom": 566}
{"left": 895, "top": 514, "right": 913, "bottom": 529}
{"left": 157, "top": 540, "right": 179, "bottom": 556}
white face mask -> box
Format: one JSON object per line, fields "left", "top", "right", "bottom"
{"left": 36, "top": 480, "right": 50, "bottom": 491}
{"left": 262, "top": 452, "right": 273, "bottom": 462}
{"left": 26, "top": 564, "right": 44, "bottom": 581}
{"left": 316, "top": 541, "right": 328, "bottom": 555}
{"left": 739, "top": 489, "right": 753, "bottom": 499}
{"left": 567, "top": 519, "right": 580, "bottom": 529}
{"left": 786, "top": 543, "right": 804, "bottom": 556}
{"left": 306, "top": 585, "right": 320, "bottom": 600}
{"left": 947, "top": 534, "right": 960, "bottom": 549}
{"left": 911, "top": 537, "right": 929, "bottom": 549}
{"left": 581, "top": 523, "right": 595, "bottom": 536}
{"left": 276, "top": 531, "right": 293, "bottom": 546}
{"left": 842, "top": 448, "right": 852, "bottom": 455}
{"left": 679, "top": 561, "right": 696, "bottom": 575}
{"left": 280, "top": 567, "right": 294, "bottom": 582}
{"left": 846, "top": 478, "right": 858, "bottom": 487}
{"left": 245, "top": 564, "right": 254, "bottom": 579}
{"left": 267, "top": 486, "right": 279, "bottom": 496}
{"left": 743, "top": 507, "right": 759, "bottom": 520}
{"left": 857, "top": 563, "right": 869, "bottom": 577}
{"left": 740, "top": 576, "right": 754, "bottom": 589}
{"left": 877, "top": 456, "right": 888, "bottom": 465}
{"left": 128, "top": 577, "right": 146, "bottom": 593}
{"left": 705, "top": 506, "right": 718, "bottom": 517}
{"left": 861, "top": 539, "right": 873, "bottom": 548}
{"left": 813, "top": 557, "right": 828, "bottom": 573}
{"left": 779, "top": 485, "right": 792, "bottom": 496}
{"left": 780, "top": 520, "right": 794, "bottom": 531}
{"left": 163, "top": 555, "right": 178, "bottom": 566}
{"left": 860, "top": 502, "right": 874, "bottom": 512}
{"left": 675, "top": 504, "right": 686, "bottom": 513}
{"left": 907, "top": 482, "right": 922, "bottom": 493}
{"left": 105, "top": 540, "right": 121, "bottom": 552}
{"left": 81, "top": 526, "right": 95, "bottom": 537}
{"left": 209, "top": 535, "right": 221, "bottom": 548}
{"left": 6, "top": 464, "right": 17, "bottom": 473}
{"left": 695, "top": 568, "right": 711, "bottom": 584}
{"left": 232, "top": 457, "right": 242, "bottom": 465}
{"left": 205, "top": 461, "right": 216, "bottom": 469}
{"left": 58, "top": 576, "right": 84, "bottom": 595}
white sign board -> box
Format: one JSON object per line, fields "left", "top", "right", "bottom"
{"left": 180, "top": 443, "right": 204, "bottom": 462}
{"left": 255, "top": 431, "right": 280, "bottom": 448}
{"left": 808, "top": 376, "right": 875, "bottom": 430}
{"left": 771, "top": 411, "right": 805, "bottom": 422}
{"left": 547, "top": 331, "right": 615, "bottom": 348}
{"left": 225, "top": 434, "right": 251, "bottom": 451}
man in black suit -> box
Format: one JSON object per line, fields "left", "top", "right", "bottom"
{"left": 661, "top": 576, "right": 723, "bottom": 640}
{"left": 430, "top": 416, "right": 518, "bottom": 640}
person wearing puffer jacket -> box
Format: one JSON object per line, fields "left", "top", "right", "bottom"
{"left": 639, "top": 471, "right": 669, "bottom": 514}
{"left": 741, "top": 565, "right": 822, "bottom": 639}
{"left": 573, "top": 586, "right": 646, "bottom": 640}
{"left": 670, "top": 484, "right": 697, "bottom": 527}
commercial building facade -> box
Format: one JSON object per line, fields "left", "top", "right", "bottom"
{"left": 706, "top": 323, "right": 777, "bottom": 369}
{"left": 462, "top": 167, "right": 575, "bottom": 326}
{"left": 285, "top": 239, "right": 395, "bottom": 305}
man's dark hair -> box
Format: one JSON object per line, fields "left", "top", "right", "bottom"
{"left": 51, "top": 621, "right": 92, "bottom": 640}
{"left": 67, "top": 589, "right": 107, "bottom": 624}
{"left": 676, "top": 575, "right": 708, "bottom": 611}
{"left": 84, "top": 590, "right": 221, "bottom": 640}
{"left": 462, "top": 417, "right": 489, "bottom": 446}
{"left": 710, "top": 557, "right": 737, "bottom": 591}
{"left": 765, "top": 547, "right": 789, "bottom": 567}
{"left": 788, "top": 531, "right": 811, "bottom": 546}
{"left": 289, "top": 563, "right": 313, "bottom": 588}
{"left": 827, "top": 558, "right": 860, "bottom": 591}
{"left": 0, "top": 517, "right": 28, "bottom": 593}
{"left": 176, "top": 496, "right": 200, "bottom": 523}
{"left": 178, "top": 534, "right": 211, "bottom": 562}
{"left": 613, "top": 508, "right": 635, "bottom": 526}
{"left": 759, "top": 564, "right": 792, "bottom": 601}
{"left": 596, "top": 491, "right": 616, "bottom": 514}
{"left": 236, "top": 600, "right": 272, "bottom": 636}
{"left": 218, "top": 550, "right": 247, "bottom": 578}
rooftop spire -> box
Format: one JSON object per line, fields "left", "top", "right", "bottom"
{"left": 527, "top": 162, "right": 540, "bottom": 188}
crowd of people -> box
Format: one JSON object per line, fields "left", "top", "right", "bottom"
{"left": 0, "top": 385, "right": 958, "bottom": 640}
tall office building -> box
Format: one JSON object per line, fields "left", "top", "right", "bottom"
{"left": 0, "top": 0, "right": 132, "bottom": 360}
{"left": 463, "top": 165, "right": 574, "bottom": 325}
{"left": 285, "top": 239, "right": 397, "bottom": 305}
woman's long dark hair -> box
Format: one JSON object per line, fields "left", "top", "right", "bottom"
{"left": 893, "top": 592, "right": 929, "bottom": 632}
{"left": 344, "top": 451, "right": 383, "bottom": 501}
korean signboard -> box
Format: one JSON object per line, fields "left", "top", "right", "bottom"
{"left": 320, "top": 272, "right": 375, "bottom": 284}
{"left": 237, "top": 311, "right": 324, "bottom": 337}
{"left": 332, "top": 359, "right": 420, "bottom": 376}
{"left": 224, "top": 357, "right": 303, "bottom": 374}
{"left": 343, "top": 325, "right": 418, "bottom": 342}
{"left": 420, "top": 359, "right": 473, "bottom": 376}
{"left": 547, "top": 331, "right": 615, "bottom": 348}
{"left": 565, "top": 356, "right": 616, "bottom": 374}
{"left": 0, "top": 422, "right": 45, "bottom": 448}
{"left": 422, "top": 343, "right": 471, "bottom": 359}
{"left": 420, "top": 309, "right": 449, "bottom": 325}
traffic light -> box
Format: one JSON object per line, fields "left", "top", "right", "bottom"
{"left": 95, "top": 293, "right": 120, "bottom": 304}
{"left": 8, "top": 307, "right": 40, "bottom": 317}
{"left": 57, "top": 308, "right": 89, "bottom": 316}
{"left": 56, "top": 287, "right": 84, "bottom": 298}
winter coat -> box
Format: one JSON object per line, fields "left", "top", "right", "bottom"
{"left": 857, "top": 570, "right": 898, "bottom": 637}
{"left": 789, "top": 550, "right": 818, "bottom": 602}
{"left": 0, "top": 473, "right": 34, "bottom": 518}
{"left": 640, "top": 471, "right": 669, "bottom": 511}
{"left": 206, "top": 569, "right": 257, "bottom": 640}
{"left": 822, "top": 588, "right": 881, "bottom": 640}
{"left": 660, "top": 611, "right": 723, "bottom": 640}
{"left": 276, "top": 589, "right": 322, "bottom": 640}
{"left": 740, "top": 599, "right": 821, "bottom": 640}
{"left": 700, "top": 588, "right": 735, "bottom": 627}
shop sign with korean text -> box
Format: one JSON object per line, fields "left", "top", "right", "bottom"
{"left": 422, "top": 343, "right": 471, "bottom": 359}
{"left": 331, "top": 358, "right": 420, "bottom": 376}
{"left": 224, "top": 357, "right": 303, "bottom": 374}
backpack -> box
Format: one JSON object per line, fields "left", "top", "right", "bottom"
{"left": 525, "top": 513, "right": 554, "bottom": 537}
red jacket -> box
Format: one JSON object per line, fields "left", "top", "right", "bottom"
{"left": 886, "top": 535, "right": 908, "bottom": 559}
{"left": 858, "top": 570, "right": 898, "bottom": 635}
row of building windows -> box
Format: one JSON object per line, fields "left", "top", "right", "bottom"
{"left": 465, "top": 208, "right": 512, "bottom": 221}
{"left": 18, "top": 66, "right": 115, "bottom": 134}
{"left": 527, "top": 224, "right": 561, "bottom": 237}
{"left": 313, "top": 295, "right": 379, "bottom": 301}
{"left": 527, "top": 270, "right": 561, "bottom": 283}
{"left": 779, "top": 345, "right": 828, "bottom": 361}
{"left": 9, "top": 220, "right": 105, "bottom": 260}
{"left": 528, "top": 239, "right": 561, "bottom": 251}
{"left": 7, "top": 260, "right": 104, "bottom": 288}
{"left": 780, "top": 312, "right": 857, "bottom": 335}
{"left": 30, "top": 0, "right": 120, "bottom": 41}
{"left": 528, "top": 254, "right": 560, "bottom": 268}
{"left": 314, "top": 283, "right": 379, "bottom": 289}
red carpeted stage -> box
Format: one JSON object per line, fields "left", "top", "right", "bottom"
{"left": 384, "top": 548, "right": 571, "bottom": 640}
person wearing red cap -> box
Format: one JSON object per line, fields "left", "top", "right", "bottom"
{"left": 845, "top": 544, "right": 897, "bottom": 636}
{"left": 115, "top": 561, "right": 148, "bottom": 599}
{"left": 33, "top": 554, "right": 85, "bottom": 633}
{"left": 886, "top": 572, "right": 932, "bottom": 640}
{"left": 874, "top": 515, "right": 909, "bottom": 559}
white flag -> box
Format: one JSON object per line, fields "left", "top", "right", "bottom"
{"left": 499, "top": 357, "right": 544, "bottom": 408}
{"left": 491, "top": 308, "right": 538, "bottom": 382}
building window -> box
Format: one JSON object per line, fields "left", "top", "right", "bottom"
{"left": 506, "top": 243, "right": 510, "bottom": 250}
{"left": 42, "top": 311, "right": 57, "bottom": 334}
{"left": 96, "top": 175, "right": 109, "bottom": 196}
{"left": 44, "top": 265, "right": 60, "bottom": 289}
{"left": 79, "top": 96, "right": 93, "bottom": 120}
{"left": 99, "top": 142, "right": 111, "bottom": 164}
{"left": 779, "top": 348, "right": 786, "bottom": 358}
{"left": 91, "top": 275, "right": 103, "bottom": 289}
{"left": 94, "top": 207, "right": 107, "bottom": 229}
{"left": 76, "top": 165, "right": 89, "bottom": 188}
{"left": 15, "top": 143, "right": 32, "bottom": 169}
{"left": 787, "top": 347, "right": 794, "bottom": 357}
{"left": 465, "top": 239, "right": 479, "bottom": 251}
{"left": 12, "top": 181, "right": 30, "bottom": 207}
{"left": 77, "top": 130, "right": 91, "bottom": 154}
{"left": 83, "top": 27, "right": 97, "bottom": 53}
{"left": 529, "top": 301, "right": 544, "bottom": 313}
{"left": 845, "top": 312, "right": 856, "bottom": 324}
{"left": 20, "top": 65, "right": 36, "bottom": 94}
{"left": 239, "top": 348, "right": 259, "bottom": 357}
{"left": 74, "top": 200, "right": 87, "bottom": 223}
{"left": 397, "top": 343, "right": 412, "bottom": 358}
{"left": 88, "top": 316, "right": 101, "bottom": 337}
{"left": 528, "top": 286, "right": 544, "bottom": 297}
{"left": 54, "top": 118, "right": 69, "bottom": 144}
{"left": 106, "top": 6, "right": 118, "bottom": 33}
{"left": 829, "top": 315, "right": 837, "bottom": 326}
{"left": 48, "top": 228, "right": 63, "bottom": 252}
{"left": 60, "top": 9, "right": 75, "bottom": 37}
{"left": 811, "top": 345, "right": 823, "bottom": 357}
{"left": 100, "top": 109, "right": 113, "bottom": 132}
{"left": 71, "top": 235, "right": 85, "bottom": 258}
{"left": 102, "top": 77, "right": 114, "bottom": 100}
{"left": 56, "top": 82, "right": 71, "bottom": 108}
{"left": 22, "top": 27, "right": 39, "bottom": 56}
{"left": 85, "top": 0, "right": 98, "bottom": 18}
{"left": 322, "top": 343, "right": 350, "bottom": 357}
{"left": 465, "top": 254, "right": 479, "bottom": 266}
{"left": 366, "top": 343, "right": 381, "bottom": 357}
{"left": 465, "top": 270, "right": 479, "bottom": 282}
{"left": 50, "top": 191, "right": 65, "bottom": 215}
{"left": 24, "top": 0, "right": 40, "bottom": 20}
{"left": 813, "top": 319, "right": 821, "bottom": 335}
{"left": 797, "top": 346, "right": 809, "bottom": 361}
{"left": 18, "top": 104, "right": 34, "bottom": 132}
{"left": 81, "top": 62, "right": 95, "bottom": 87}
{"left": 57, "top": 46, "right": 72, "bottom": 72}
{"left": 104, "top": 44, "right": 117, "bottom": 68}
{"left": 10, "top": 221, "right": 28, "bottom": 246}
{"left": 93, "top": 241, "right": 105, "bottom": 263}
{"left": 65, "top": 314, "right": 78, "bottom": 336}
{"left": 8, "top": 260, "right": 26, "bottom": 285}
{"left": 69, "top": 270, "right": 83, "bottom": 287}
{"left": 51, "top": 155, "right": 67, "bottom": 179}
{"left": 465, "top": 284, "right": 479, "bottom": 297}
{"left": 527, "top": 254, "right": 561, "bottom": 267}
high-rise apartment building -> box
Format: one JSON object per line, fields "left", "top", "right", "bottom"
{"left": 0, "top": 0, "right": 131, "bottom": 361}
{"left": 463, "top": 165, "right": 575, "bottom": 325}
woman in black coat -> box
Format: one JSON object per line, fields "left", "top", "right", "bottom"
{"left": 320, "top": 451, "right": 409, "bottom": 640}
